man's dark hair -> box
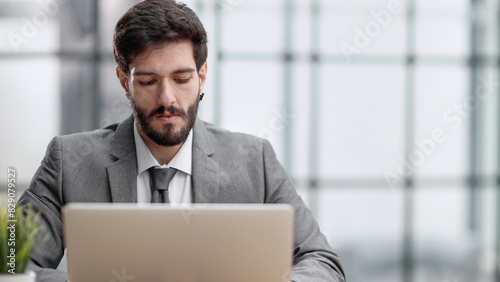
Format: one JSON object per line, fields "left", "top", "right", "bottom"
{"left": 113, "top": 0, "right": 208, "bottom": 74}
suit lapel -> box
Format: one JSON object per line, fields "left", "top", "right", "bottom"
{"left": 192, "top": 119, "right": 220, "bottom": 203}
{"left": 107, "top": 116, "right": 138, "bottom": 203}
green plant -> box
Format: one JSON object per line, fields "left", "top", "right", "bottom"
{"left": 0, "top": 204, "right": 45, "bottom": 274}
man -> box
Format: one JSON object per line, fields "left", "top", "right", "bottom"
{"left": 19, "top": 1, "right": 345, "bottom": 281}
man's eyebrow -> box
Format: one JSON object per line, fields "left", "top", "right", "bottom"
{"left": 133, "top": 68, "right": 196, "bottom": 76}
{"left": 134, "top": 71, "right": 157, "bottom": 76}
{"left": 171, "top": 67, "right": 196, "bottom": 74}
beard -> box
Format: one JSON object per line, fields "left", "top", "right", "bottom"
{"left": 130, "top": 93, "right": 200, "bottom": 147}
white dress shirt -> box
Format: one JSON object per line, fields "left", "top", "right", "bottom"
{"left": 133, "top": 122, "right": 193, "bottom": 205}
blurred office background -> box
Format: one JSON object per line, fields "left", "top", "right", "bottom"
{"left": 0, "top": 0, "right": 499, "bottom": 281}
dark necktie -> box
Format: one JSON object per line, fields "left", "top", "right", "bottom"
{"left": 148, "top": 167, "right": 178, "bottom": 203}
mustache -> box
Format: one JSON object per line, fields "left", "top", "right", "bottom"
{"left": 149, "top": 105, "right": 187, "bottom": 118}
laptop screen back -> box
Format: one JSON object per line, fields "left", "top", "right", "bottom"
{"left": 62, "top": 204, "right": 293, "bottom": 282}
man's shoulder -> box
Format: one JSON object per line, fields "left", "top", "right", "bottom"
{"left": 200, "top": 120, "right": 265, "bottom": 147}
{"left": 52, "top": 120, "right": 128, "bottom": 156}
{"left": 195, "top": 120, "right": 276, "bottom": 164}
{"left": 57, "top": 123, "right": 119, "bottom": 143}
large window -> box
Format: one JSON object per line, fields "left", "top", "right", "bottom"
{"left": 1, "top": 0, "right": 499, "bottom": 281}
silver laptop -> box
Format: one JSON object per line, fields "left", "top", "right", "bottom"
{"left": 62, "top": 204, "right": 293, "bottom": 282}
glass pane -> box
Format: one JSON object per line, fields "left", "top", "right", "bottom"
{"left": 415, "top": 18, "right": 469, "bottom": 56}
{"left": 0, "top": 17, "right": 60, "bottom": 53}
{"left": 60, "top": 1, "right": 96, "bottom": 53}
{"left": 192, "top": 3, "right": 218, "bottom": 125}
{"left": 477, "top": 67, "right": 498, "bottom": 177}
{"left": 413, "top": 65, "right": 469, "bottom": 178}
{"left": 60, "top": 60, "right": 96, "bottom": 134}
{"left": 221, "top": 10, "right": 284, "bottom": 53}
{"left": 416, "top": 0, "right": 469, "bottom": 11}
{"left": 318, "top": 64, "right": 406, "bottom": 179}
{"left": 99, "top": 61, "right": 132, "bottom": 128}
{"left": 477, "top": 186, "right": 497, "bottom": 282}
{"left": 290, "top": 62, "right": 311, "bottom": 179}
{"left": 318, "top": 188, "right": 404, "bottom": 282}
{"left": 217, "top": 0, "right": 285, "bottom": 13}
{"left": 0, "top": 58, "right": 60, "bottom": 186}
{"left": 291, "top": 10, "right": 311, "bottom": 54}
{"left": 321, "top": 12, "right": 406, "bottom": 57}
{"left": 220, "top": 61, "right": 284, "bottom": 160}
{"left": 477, "top": 1, "right": 499, "bottom": 57}
{"left": 414, "top": 186, "right": 492, "bottom": 282}
{"left": 322, "top": 0, "right": 407, "bottom": 10}
{"left": 99, "top": 0, "right": 139, "bottom": 53}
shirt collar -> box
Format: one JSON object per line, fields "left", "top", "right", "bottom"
{"left": 133, "top": 121, "right": 193, "bottom": 176}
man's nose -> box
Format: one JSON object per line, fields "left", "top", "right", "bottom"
{"left": 157, "top": 81, "right": 176, "bottom": 106}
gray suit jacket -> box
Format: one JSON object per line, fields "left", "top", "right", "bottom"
{"left": 19, "top": 116, "right": 345, "bottom": 282}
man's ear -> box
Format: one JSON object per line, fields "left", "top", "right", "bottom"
{"left": 198, "top": 62, "right": 208, "bottom": 93}
{"left": 116, "top": 66, "right": 130, "bottom": 99}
